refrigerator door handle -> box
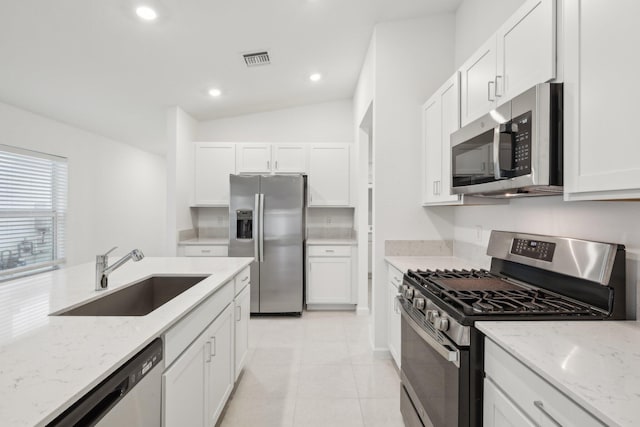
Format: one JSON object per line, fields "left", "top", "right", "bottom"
{"left": 259, "top": 193, "right": 265, "bottom": 262}
{"left": 254, "top": 194, "right": 260, "bottom": 261}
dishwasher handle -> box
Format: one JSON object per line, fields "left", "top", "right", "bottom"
{"left": 74, "top": 377, "right": 130, "bottom": 425}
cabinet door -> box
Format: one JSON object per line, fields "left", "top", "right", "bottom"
{"left": 460, "top": 36, "right": 497, "bottom": 126}
{"left": 236, "top": 143, "right": 272, "bottom": 173}
{"left": 564, "top": 0, "right": 640, "bottom": 200}
{"left": 422, "top": 95, "right": 441, "bottom": 204}
{"left": 307, "top": 256, "right": 351, "bottom": 303}
{"left": 484, "top": 379, "right": 536, "bottom": 427}
{"left": 163, "top": 332, "right": 208, "bottom": 427}
{"left": 387, "top": 281, "right": 401, "bottom": 368}
{"left": 206, "top": 305, "right": 234, "bottom": 427}
{"left": 194, "top": 143, "right": 236, "bottom": 206}
{"left": 308, "top": 144, "right": 351, "bottom": 206}
{"left": 234, "top": 284, "right": 251, "bottom": 381}
{"left": 273, "top": 144, "right": 307, "bottom": 173}
{"left": 496, "top": 0, "right": 556, "bottom": 104}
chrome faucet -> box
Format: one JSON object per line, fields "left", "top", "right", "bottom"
{"left": 95, "top": 247, "right": 144, "bottom": 291}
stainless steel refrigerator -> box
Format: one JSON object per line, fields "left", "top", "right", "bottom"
{"left": 229, "top": 174, "right": 305, "bottom": 314}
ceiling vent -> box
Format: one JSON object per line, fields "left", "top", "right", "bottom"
{"left": 243, "top": 51, "right": 271, "bottom": 67}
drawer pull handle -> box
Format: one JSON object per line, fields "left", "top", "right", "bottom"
{"left": 393, "top": 276, "right": 401, "bottom": 283}
{"left": 241, "top": 276, "right": 249, "bottom": 282}
{"left": 534, "top": 401, "right": 562, "bottom": 427}
{"left": 236, "top": 306, "right": 242, "bottom": 321}
{"left": 205, "top": 341, "right": 212, "bottom": 363}
{"left": 201, "top": 250, "right": 211, "bottom": 253}
{"left": 325, "top": 249, "right": 335, "bottom": 253}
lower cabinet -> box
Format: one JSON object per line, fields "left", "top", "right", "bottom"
{"left": 484, "top": 338, "right": 605, "bottom": 427}
{"left": 234, "top": 284, "right": 250, "bottom": 381}
{"left": 306, "top": 244, "right": 355, "bottom": 305}
{"left": 183, "top": 245, "right": 229, "bottom": 257}
{"left": 386, "top": 264, "right": 402, "bottom": 368}
{"left": 163, "top": 304, "right": 234, "bottom": 427}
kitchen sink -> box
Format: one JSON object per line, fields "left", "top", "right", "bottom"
{"left": 53, "top": 275, "right": 209, "bottom": 316}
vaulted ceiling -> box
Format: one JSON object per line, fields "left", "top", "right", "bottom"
{"left": 0, "top": 0, "right": 461, "bottom": 153}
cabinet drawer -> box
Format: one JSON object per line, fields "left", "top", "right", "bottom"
{"left": 387, "top": 265, "right": 403, "bottom": 289}
{"left": 164, "top": 280, "right": 234, "bottom": 367}
{"left": 184, "top": 245, "right": 228, "bottom": 257}
{"left": 307, "top": 245, "right": 351, "bottom": 257}
{"left": 485, "top": 339, "right": 604, "bottom": 427}
{"left": 234, "top": 266, "right": 250, "bottom": 296}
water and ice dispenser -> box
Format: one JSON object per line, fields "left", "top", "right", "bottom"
{"left": 236, "top": 210, "right": 253, "bottom": 239}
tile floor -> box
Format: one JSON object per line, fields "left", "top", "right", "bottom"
{"left": 218, "top": 310, "right": 405, "bottom": 427}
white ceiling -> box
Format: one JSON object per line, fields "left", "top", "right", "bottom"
{"left": 0, "top": 0, "right": 461, "bottom": 154}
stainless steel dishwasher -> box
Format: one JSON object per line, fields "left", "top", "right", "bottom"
{"left": 47, "top": 338, "right": 163, "bottom": 426}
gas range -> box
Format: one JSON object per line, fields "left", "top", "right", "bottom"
{"left": 398, "top": 231, "right": 627, "bottom": 427}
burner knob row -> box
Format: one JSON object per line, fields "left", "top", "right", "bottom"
{"left": 425, "top": 310, "right": 450, "bottom": 332}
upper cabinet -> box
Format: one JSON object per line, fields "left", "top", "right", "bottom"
{"left": 563, "top": 0, "right": 640, "bottom": 200}
{"left": 308, "top": 144, "right": 351, "bottom": 206}
{"left": 236, "top": 143, "right": 271, "bottom": 173}
{"left": 272, "top": 144, "right": 308, "bottom": 173}
{"left": 423, "top": 73, "right": 463, "bottom": 205}
{"left": 236, "top": 143, "right": 307, "bottom": 174}
{"left": 194, "top": 143, "right": 236, "bottom": 206}
{"left": 460, "top": 0, "right": 556, "bottom": 126}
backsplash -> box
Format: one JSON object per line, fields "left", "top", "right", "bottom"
{"left": 195, "top": 207, "right": 229, "bottom": 239}
{"left": 385, "top": 240, "right": 453, "bottom": 256}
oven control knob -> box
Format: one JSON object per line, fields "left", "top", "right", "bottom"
{"left": 426, "top": 310, "right": 438, "bottom": 323}
{"left": 413, "top": 298, "right": 426, "bottom": 310}
{"left": 434, "top": 317, "right": 450, "bottom": 332}
{"left": 404, "top": 287, "right": 415, "bottom": 299}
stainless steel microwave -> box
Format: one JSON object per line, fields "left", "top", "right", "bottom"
{"left": 450, "top": 83, "right": 563, "bottom": 197}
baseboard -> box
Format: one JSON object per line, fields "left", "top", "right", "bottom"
{"left": 372, "top": 347, "right": 392, "bottom": 359}
{"left": 306, "top": 304, "right": 356, "bottom": 311}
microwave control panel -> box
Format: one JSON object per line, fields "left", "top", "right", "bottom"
{"left": 512, "top": 111, "right": 532, "bottom": 176}
{"left": 511, "top": 238, "right": 556, "bottom": 262}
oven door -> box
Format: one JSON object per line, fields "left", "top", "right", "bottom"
{"left": 399, "top": 300, "right": 469, "bottom": 427}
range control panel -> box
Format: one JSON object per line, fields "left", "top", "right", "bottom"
{"left": 511, "top": 238, "right": 556, "bottom": 262}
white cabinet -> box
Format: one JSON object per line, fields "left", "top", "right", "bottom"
{"left": 563, "top": 0, "right": 640, "bottom": 200}
{"left": 484, "top": 378, "right": 536, "bottom": 427}
{"left": 308, "top": 144, "right": 351, "bottom": 206}
{"left": 234, "top": 284, "right": 250, "bottom": 381}
{"left": 163, "top": 304, "right": 234, "bottom": 427}
{"left": 194, "top": 143, "right": 236, "bottom": 206}
{"left": 205, "top": 305, "right": 234, "bottom": 426}
{"left": 183, "top": 245, "right": 228, "bottom": 257}
{"left": 272, "top": 143, "right": 307, "bottom": 173}
{"left": 386, "top": 264, "right": 402, "bottom": 368}
{"left": 422, "top": 73, "right": 463, "bottom": 205}
{"left": 236, "top": 143, "right": 308, "bottom": 174}
{"left": 484, "top": 339, "right": 605, "bottom": 427}
{"left": 460, "top": 0, "right": 556, "bottom": 126}
{"left": 307, "top": 245, "right": 354, "bottom": 305}
{"left": 236, "top": 143, "right": 272, "bottom": 173}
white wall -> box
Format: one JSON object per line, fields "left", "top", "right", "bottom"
{"left": 196, "top": 100, "right": 353, "bottom": 143}
{"left": 454, "top": 0, "right": 526, "bottom": 68}
{"left": 0, "top": 100, "right": 166, "bottom": 266}
{"left": 166, "top": 107, "right": 197, "bottom": 254}
{"left": 369, "top": 15, "right": 457, "bottom": 350}
{"left": 453, "top": 0, "right": 639, "bottom": 319}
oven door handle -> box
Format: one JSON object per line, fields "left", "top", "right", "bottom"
{"left": 400, "top": 304, "right": 460, "bottom": 367}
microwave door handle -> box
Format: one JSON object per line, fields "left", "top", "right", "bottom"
{"left": 493, "top": 126, "right": 503, "bottom": 180}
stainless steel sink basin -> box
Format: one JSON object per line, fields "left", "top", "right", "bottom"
{"left": 54, "top": 275, "right": 209, "bottom": 316}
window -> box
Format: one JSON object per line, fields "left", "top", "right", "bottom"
{"left": 0, "top": 145, "right": 67, "bottom": 281}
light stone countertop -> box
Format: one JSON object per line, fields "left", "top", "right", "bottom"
{"left": 178, "top": 237, "right": 229, "bottom": 246}
{"left": 0, "top": 256, "right": 253, "bottom": 427}
{"left": 384, "top": 256, "right": 476, "bottom": 273}
{"left": 477, "top": 320, "right": 640, "bottom": 427}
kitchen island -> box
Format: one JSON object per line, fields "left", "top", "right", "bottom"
{"left": 0, "top": 257, "right": 252, "bottom": 426}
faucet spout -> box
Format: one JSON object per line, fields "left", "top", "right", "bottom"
{"left": 95, "top": 248, "right": 144, "bottom": 291}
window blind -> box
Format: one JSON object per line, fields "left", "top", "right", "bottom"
{"left": 0, "top": 145, "right": 67, "bottom": 281}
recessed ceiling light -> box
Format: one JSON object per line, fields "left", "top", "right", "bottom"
{"left": 208, "top": 88, "right": 222, "bottom": 97}
{"left": 309, "top": 73, "right": 322, "bottom": 82}
{"left": 135, "top": 6, "right": 158, "bottom": 21}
